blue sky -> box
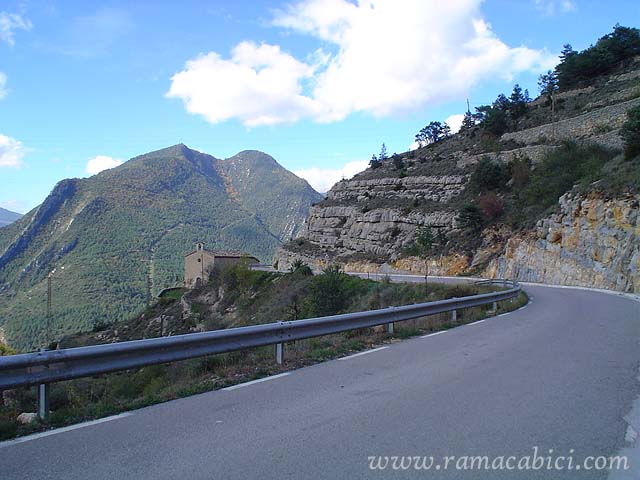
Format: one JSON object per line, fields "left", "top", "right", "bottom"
{"left": 1, "top": 0, "right": 638, "bottom": 212}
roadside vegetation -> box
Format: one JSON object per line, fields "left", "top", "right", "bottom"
{"left": 0, "top": 264, "right": 526, "bottom": 440}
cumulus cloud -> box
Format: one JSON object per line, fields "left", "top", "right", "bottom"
{"left": 86, "top": 155, "right": 123, "bottom": 175}
{"left": 0, "top": 134, "right": 26, "bottom": 167}
{"left": 166, "top": 42, "right": 319, "bottom": 126}
{"left": 295, "top": 159, "right": 368, "bottom": 193}
{"left": 0, "top": 11, "right": 31, "bottom": 46}
{"left": 168, "top": 0, "right": 556, "bottom": 126}
{"left": 445, "top": 114, "right": 466, "bottom": 134}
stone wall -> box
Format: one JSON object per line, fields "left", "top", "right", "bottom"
{"left": 328, "top": 175, "right": 467, "bottom": 203}
{"left": 501, "top": 97, "right": 640, "bottom": 148}
{"left": 454, "top": 144, "right": 558, "bottom": 169}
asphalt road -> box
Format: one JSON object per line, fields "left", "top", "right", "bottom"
{"left": 1, "top": 281, "right": 638, "bottom": 479}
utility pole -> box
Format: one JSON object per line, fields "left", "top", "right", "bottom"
{"left": 466, "top": 98, "right": 471, "bottom": 115}
{"left": 551, "top": 93, "right": 556, "bottom": 142}
{"left": 46, "top": 270, "right": 55, "bottom": 347}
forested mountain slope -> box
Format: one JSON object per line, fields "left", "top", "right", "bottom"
{"left": 0, "top": 144, "right": 321, "bottom": 350}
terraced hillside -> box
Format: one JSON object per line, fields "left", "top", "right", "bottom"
{"left": 276, "top": 32, "right": 640, "bottom": 293}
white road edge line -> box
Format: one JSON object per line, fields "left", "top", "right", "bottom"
{"left": 467, "top": 319, "right": 486, "bottom": 326}
{"left": 421, "top": 331, "right": 446, "bottom": 338}
{"left": 338, "top": 346, "right": 389, "bottom": 361}
{"left": 223, "top": 372, "right": 291, "bottom": 391}
{"left": 0, "top": 412, "right": 133, "bottom": 448}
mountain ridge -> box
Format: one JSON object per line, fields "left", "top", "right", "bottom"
{"left": 0, "top": 208, "right": 22, "bottom": 228}
{"left": 0, "top": 144, "right": 322, "bottom": 350}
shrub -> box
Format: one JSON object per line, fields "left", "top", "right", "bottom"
{"left": 621, "top": 106, "right": 640, "bottom": 159}
{"left": 469, "top": 157, "right": 510, "bottom": 192}
{"left": 478, "top": 193, "right": 504, "bottom": 219}
{"left": 289, "top": 259, "right": 313, "bottom": 276}
{"left": 0, "top": 343, "right": 16, "bottom": 356}
{"left": 457, "top": 204, "right": 484, "bottom": 232}
{"left": 510, "top": 156, "right": 531, "bottom": 189}
{"left": 304, "top": 265, "right": 349, "bottom": 317}
{"left": 522, "top": 141, "right": 611, "bottom": 209}
{"left": 392, "top": 155, "right": 405, "bottom": 170}
{"left": 0, "top": 419, "right": 17, "bottom": 441}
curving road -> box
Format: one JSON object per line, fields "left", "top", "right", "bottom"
{"left": 0, "top": 280, "right": 638, "bottom": 479}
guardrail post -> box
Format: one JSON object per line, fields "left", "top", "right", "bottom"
{"left": 37, "top": 347, "right": 50, "bottom": 420}
{"left": 492, "top": 301, "right": 498, "bottom": 312}
{"left": 386, "top": 322, "right": 394, "bottom": 334}
{"left": 451, "top": 310, "right": 457, "bottom": 323}
{"left": 37, "top": 383, "right": 49, "bottom": 420}
{"left": 275, "top": 343, "right": 284, "bottom": 365}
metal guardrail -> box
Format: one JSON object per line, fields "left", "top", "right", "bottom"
{"left": 474, "top": 279, "right": 511, "bottom": 287}
{"left": 0, "top": 280, "right": 520, "bottom": 393}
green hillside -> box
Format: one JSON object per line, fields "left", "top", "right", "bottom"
{"left": 0, "top": 144, "right": 322, "bottom": 351}
{"left": 219, "top": 150, "right": 321, "bottom": 241}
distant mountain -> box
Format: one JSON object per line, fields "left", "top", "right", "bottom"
{"left": 0, "top": 144, "right": 322, "bottom": 350}
{"left": 0, "top": 208, "right": 22, "bottom": 227}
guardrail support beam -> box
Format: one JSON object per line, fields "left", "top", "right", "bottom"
{"left": 451, "top": 310, "right": 457, "bottom": 323}
{"left": 37, "top": 383, "right": 49, "bottom": 420}
{"left": 386, "top": 322, "right": 394, "bottom": 334}
{"left": 492, "top": 301, "right": 498, "bottom": 312}
{"left": 275, "top": 343, "right": 284, "bottom": 365}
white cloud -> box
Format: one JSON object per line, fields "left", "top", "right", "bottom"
{"left": 166, "top": 42, "right": 319, "bottom": 126}
{"left": 295, "top": 159, "right": 368, "bottom": 193}
{"left": 0, "top": 72, "right": 6, "bottom": 99}
{"left": 445, "top": 114, "right": 465, "bottom": 134}
{"left": 534, "top": 0, "right": 576, "bottom": 15}
{"left": 168, "top": 0, "right": 556, "bottom": 127}
{"left": 0, "top": 11, "right": 31, "bottom": 46}
{"left": 86, "top": 155, "right": 123, "bottom": 175}
{"left": 0, "top": 134, "right": 26, "bottom": 167}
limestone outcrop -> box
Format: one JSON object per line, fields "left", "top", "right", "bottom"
{"left": 484, "top": 193, "right": 639, "bottom": 292}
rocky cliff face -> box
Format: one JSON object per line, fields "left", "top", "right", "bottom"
{"left": 275, "top": 60, "right": 640, "bottom": 293}
{"left": 328, "top": 175, "right": 467, "bottom": 203}
{"left": 484, "top": 193, "right": 639, "bottom": 292}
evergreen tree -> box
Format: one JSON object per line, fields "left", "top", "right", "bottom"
{"left": 460, "top": 111, "right": 475, "bottom": 131}
{"left": 509, "top": 84, "right": 529, "bottom": 119}
{"left": 415, "top": 121, "right": 452, "bottom": 147}
{"left": 538, "top": 70, "right": 559, "bottom": 98}
{"left": 379, "top": 143, "right": 388, "bottom": 161}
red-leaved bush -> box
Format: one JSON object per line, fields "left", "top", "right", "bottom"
{"left": 479, "top": 192, "right": 504, "bottom": 219}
